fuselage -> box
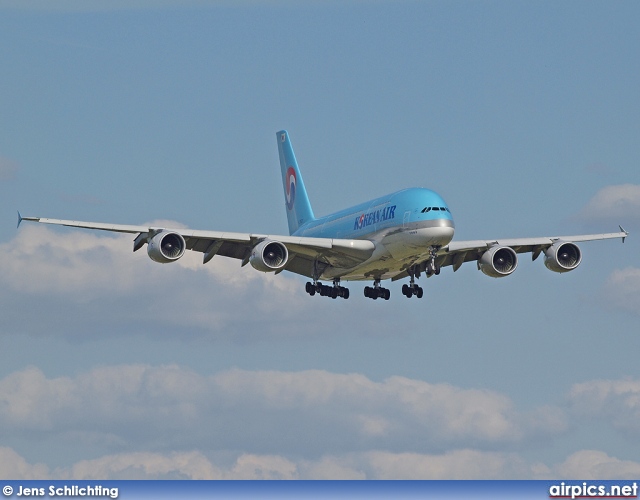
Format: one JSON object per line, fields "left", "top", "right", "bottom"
{"left": 294, "top": 187, "right": 455, "bottom": 281}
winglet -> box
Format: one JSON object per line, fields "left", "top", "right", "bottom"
{"left": 16, "top": 212, "right": 39, "bottom": 229}
{"left": 620, "top": 225, "right": 628, "bottom": 243}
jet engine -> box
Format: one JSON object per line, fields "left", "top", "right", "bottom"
{"left": 544, "top": 241, "right": 582, "bottom": 273}
{"left": 249, "top": 239, "right": 289, "bottom": 272}
{"left": 478, "top": 246, "right": 518, "bottom": 278}
{"left": 147, "top": 231, "right": 186, "bottom": 263}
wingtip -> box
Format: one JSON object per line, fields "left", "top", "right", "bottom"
{"left": 619, "top": 225, "right": 628, "bottom": 243}
{"left": 17, "top": 210, "right": 22, "bottom": 229}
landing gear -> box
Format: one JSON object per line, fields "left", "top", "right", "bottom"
{"left": 402, "top": 283, "right": 423, "bottom": 298}
{"left": 426, "top": 248, "right": 441, "bottom": 277}
{"left": 403, "top": 265, "right": 424, "bottom": 299}
{"left": 364, "top": 280, "right": 390, "bottom": 300}
{"left": 305, "top": 279, "right": 349, "bottom": 299}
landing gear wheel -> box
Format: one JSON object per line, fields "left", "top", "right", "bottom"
{"left": 365, "top": 284, "right": 390, "bottom": 300}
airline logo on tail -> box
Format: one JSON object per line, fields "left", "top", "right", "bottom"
{"left": 285, "top": 166, "right": 296, "bottom": 211}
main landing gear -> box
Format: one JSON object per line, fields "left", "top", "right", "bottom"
{"left": 364, "top": 280, "right": 390, "bottom": 300}
{"left": 402, "top": 282, "right": 423, "bottom": 298}
{"left": 402, "top": 267, "right": 423, "bottom": 298}
{"left": 305, "top": 279, "right": 349, "bottom": 299}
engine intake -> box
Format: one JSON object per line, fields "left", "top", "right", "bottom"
{"left": 249, "top": 239, "right": 289, "bottom": 272}
{"left": 147, "top": 231, "right": 186, "bottom": 263}
{"left": 544, "top": 241, "right": 581, "bottom": 273}
{"left": 478, "top": 246, "right": 518, "bottom": 278}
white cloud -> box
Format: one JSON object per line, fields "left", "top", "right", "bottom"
{"left": 65, "top": 451, "right": 220, "bottom": 480}
{"left": 568, "top": 378, "right": 640, "bottom": 437}
{"left": 5, "top": 445, "right": 640, "bottom": 480}
{"left": 0, "top": 447, "right": 49, "bottom": 480}
{"left": 577, "top": 184, "right": 640, "bottom": 228}
{"left": 5, "top": 224, "right": 281, "bottom": 296}
{"left": 603, "top": 267, "right": 640, "bottom": 316}
{"left": 554, "top": 450, "right": 640, "bottom": 480}
{"left": 1, "top": 224, "right": 307, "bottom": 338}
{"left": 0, "top": 364, "right": 565, "bottom": 459}
{"left": 359, "top": 449, "right": 533, "bottom": 479}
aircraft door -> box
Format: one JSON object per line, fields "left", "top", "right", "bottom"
{"left": 403, "top": 211, "right": 411, "bottom": 228}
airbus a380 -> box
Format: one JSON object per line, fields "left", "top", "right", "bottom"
{"left": 19, "top": 130, "right": 628, "bottom": 301}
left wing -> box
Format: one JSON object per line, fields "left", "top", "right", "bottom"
{"left": 16, "top": 214, "right": 375, "bottom": 278}
{"left": 391, "top": 227, "right": 628, "bottom": 281}
{"left": 438, "top": 228, "right": 628, "bottom": 273}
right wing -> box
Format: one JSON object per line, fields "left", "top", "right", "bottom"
{"left": 17, "top": 214, "right": 375, "bottom": 279}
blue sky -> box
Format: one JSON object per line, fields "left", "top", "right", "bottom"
{"left": 0, "top": 0, "right": 639, "bottom": 479}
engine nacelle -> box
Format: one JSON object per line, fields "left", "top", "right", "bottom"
{"left": 147, "top": 231, "right": 186, "bottom": 263}
{"left": 544, "top": 241, "right": 581, "bottom": 273}
{"left": 478, "top": 246, "right": 518, "bottom": 278}
{"left": 249, "top": 239, "right": 288, "bottom": 272}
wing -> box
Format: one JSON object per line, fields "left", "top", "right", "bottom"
{"left": 17, "top": 214, "right": 375, "bottom": 279}
{"left": 438, "top": 228, "right": 628, "bottom": 272}
{"left": 388, "top": 227, "right": 628, "bottom": 281}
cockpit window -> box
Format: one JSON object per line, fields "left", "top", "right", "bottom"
{"left": 422, "top": 206, "right": 450, "bottom": 213}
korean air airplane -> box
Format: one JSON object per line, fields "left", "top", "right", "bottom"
{"left": 18, "top": 130, "right": 628, "bottom": 301}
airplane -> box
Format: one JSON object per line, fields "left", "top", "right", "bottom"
{"left": 18, "top": 130, "right": 628, "bottom": 301}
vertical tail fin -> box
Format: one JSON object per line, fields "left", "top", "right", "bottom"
{"left": 277, "top": 130, "right": 315, "bottom": 235}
